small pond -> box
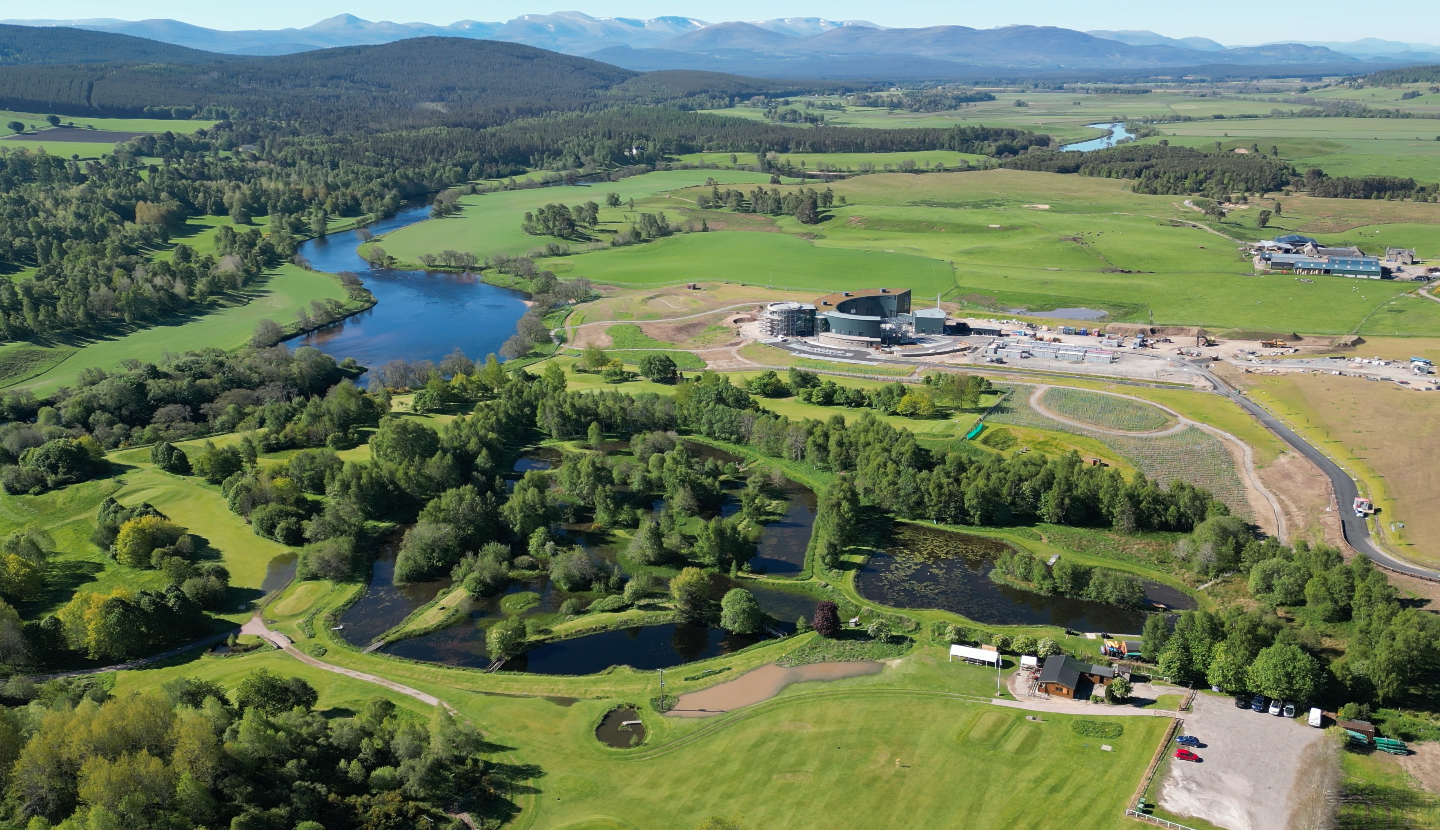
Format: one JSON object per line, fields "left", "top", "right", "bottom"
{"left": 855, "top": 524, "right": 1188, "bottom": 633}
{"left": 1061, "top": 122, "right": 1136, "bottom": 152}
{"left": 595, "top": 707, "right": 646, "bottom": 748}
{"left": 749, "top": 477, "right": 817, "bottom": 576}
{"left": 512, "top": 447, "right": 563, "bottom": 473}
{"left": 261, "top": 553, "right": 298, "bottom": 595}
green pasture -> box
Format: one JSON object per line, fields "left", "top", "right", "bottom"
{"left": 1, "top": 262, "right": 347, "bottom": 393}
{"left": 541, "top": 169, "right": 1440, "bottom": 333}
{"left": 0, "top": 109, "right": 214, "bottom": 135}
{"left": 375, "top": 170, "right": 782, "bottom": 267}
{"left": 674, "top": 149, "right": 989, "bottom": 170}
{"left": 551, "top": 230, "right": 955, "bottom": 295}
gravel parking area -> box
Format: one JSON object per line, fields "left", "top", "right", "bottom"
{"left": 1158, "top": 692, "right": 1328, "bottom": 830}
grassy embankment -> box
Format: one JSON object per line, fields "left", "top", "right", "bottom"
{"left": 0, "top": 213, "right": 369, "bottom": 393}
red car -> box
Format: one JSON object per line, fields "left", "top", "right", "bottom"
{"left": 1174, "top": 749, "right": 1199, "bottom": 762}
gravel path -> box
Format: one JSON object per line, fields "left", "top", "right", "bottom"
{"left": 244, "top": 615, "right": 455, "bottom": 712}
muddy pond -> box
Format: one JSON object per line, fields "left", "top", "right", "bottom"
{"left": 855, "top": 523, "right": 1193, "bottom": 634}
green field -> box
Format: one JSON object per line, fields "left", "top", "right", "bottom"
{"left": 1, "top": 262, "right": 348, "bottom": 393}
{"left": 108, "top": 634, "right": 1166, "bottom": 830}
{"left": 531, "top": 169, "right": 1440, "bottom": 334}
{"left": 375, "top": 169, "right": 782, "bottom": 268}
{"left": 674, "top": 149, "right": 989, "bottom": 170}
{"left": 0, "top": 453, "right": 291, "bottom": 619}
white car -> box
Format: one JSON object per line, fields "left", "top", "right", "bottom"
{"left": 1268, "top": 699, "right": 1283, "bottom": 716}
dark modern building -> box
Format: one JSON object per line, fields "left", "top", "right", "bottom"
{"left": 813, "top": 288, "right": 911, "bottom": 346}
{"left": 1037, "top": 655, "right": 1118, "bottom": 699}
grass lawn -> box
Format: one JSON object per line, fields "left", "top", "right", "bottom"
{"left": 1143, "top": 694, "right": 1183, "bottom": 711}
{"left": 3, "top": 263, "right": 348, "bottom": 394}
{"left": 109, "top": 641, "right": 1168, "bottom": 830}
{"left": 375, "top": 170, "right": 781, "bottom": 268}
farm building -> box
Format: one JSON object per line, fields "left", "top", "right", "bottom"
{"left": 1386, "top": 248, "right": 1418, "bottom": 264}
{"left": 1259, "top": 252, "right": 1387, "bottom": 279}
{"left": 1037, "top": 655, "right": 1118, "bottom": 699}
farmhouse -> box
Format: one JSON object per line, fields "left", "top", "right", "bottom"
{"left": 1037, "top": 654, "right": 1117, "bottom": 699}
{"left": 1386, "top": 248, "right": 1418, "bottom": 265}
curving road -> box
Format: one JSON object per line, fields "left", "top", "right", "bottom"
{"left": 1196, "top": 365, "right": 1440, "bottom": 580}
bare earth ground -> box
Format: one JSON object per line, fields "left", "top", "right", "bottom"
{"left": 1400, "top": 741, "right": 1440, "bottom": 793}
{"left": 1229, "top": 370, "right": 1440, "bottom": 566}
{"left": 1256, "top": 448, "right": 1346, "bottom": 550}
{"left": 567, "top": 283, "right": 812, "bottom": 350}
{"left": 1157, "top": 692, "right": 1327, "bottom": 830}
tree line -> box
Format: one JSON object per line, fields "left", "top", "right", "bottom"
{"left": 1001, "top": 143, "right": 1295, "bottom": 197}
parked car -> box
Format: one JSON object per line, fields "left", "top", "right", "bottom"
{"left": 1251, "top": 695, "right": 1268, "bottom": 712}
{"left": 1176, "top": 735, "right": 1201, "bottom": 747}
{"left": 1235, "top": 694, "right": 1251, "bottom": 709}
{"left": 1174, "top": 749, "right": 1200, "bottom": 762}
{"left": 1268, "top": 699, "right": 1283, "bottom": 716}
{"left": 1283, "top": 702, "right": 1296, "bottom": 719}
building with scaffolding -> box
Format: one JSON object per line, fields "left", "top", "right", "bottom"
{"left": 759, "top": 302, "right": 817, "bottom": 337}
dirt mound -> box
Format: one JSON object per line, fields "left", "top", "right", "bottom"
{"left": 1330, "top": 335, "right": 1365, "bottom": 349}
{"left": 1224, "top": 330, "right": 1304, "bottom": 342}
{"left": 1103, "top": 323, "right": 1206, "bottom": 338}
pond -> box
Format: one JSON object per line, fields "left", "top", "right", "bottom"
{"left": 380, "top": 572, "right": 811, "bottom": 671}
{"left": 595, "top": 707, "right": 646, "bottom": 748}
{"left": 289, "top": 202, "right": 530, "bottom": 372}
{"left": 1061, "top": 122, "right": 1136, "bottom": 153}
{"left": 749, "top": 477, "right": 817, "bottom": 576}
{"left": 335, "top": 538, "right": 450, "bottom": 647}
{"left": 260, "top": 553, "right": 297, "bottom": 595}
{"left": 855, "top": 524, "right": 1186, "bottom": 633}
{"left": 503, "top": 622, "right": 767, "bottom": 675}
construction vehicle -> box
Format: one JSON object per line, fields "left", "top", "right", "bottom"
{"left": 1261, "top": 339, "right": 1289, "bottom": 348}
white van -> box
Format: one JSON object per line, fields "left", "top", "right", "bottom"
{"left": 1308, "top": 708, "right": 1324, "bottom": 728}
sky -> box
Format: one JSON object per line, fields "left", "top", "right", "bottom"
{"left": 10, "top": 1, "right": 1440, "bottom": 44}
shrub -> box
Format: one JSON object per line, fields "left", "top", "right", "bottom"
{"left": 113, "top": 516, "right": 186, "bottom": 568}
{"left": 720, "top": 588, "right": 763, "bottom": 634}
{"left": 250, "top": 503, "right": 307, "bottom": 546}
{"left": 588, "top": 595, "right": 629, "bottom": 614}
{"left": 812, "top": 601, "right": 840, "bottom": 637}
{"left": 486, "top": 616, "right": 527, "bottom": 659}
{"left": 296, "top": 536, "right": 363, "bottom": 582}
{"left": 150, "top": 442, "right": 191, "bottom": 475}
{"left": 232, "top": 668, "right": 318, "bottom": 715}
{"left": 193, "top": 441, "right": 244, "bottom": 484}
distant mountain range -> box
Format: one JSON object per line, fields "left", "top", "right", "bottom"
{"left": 3, "top": 12, "right": 1436, "bottom": 75}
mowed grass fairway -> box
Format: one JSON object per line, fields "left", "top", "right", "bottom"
{"left": 3, "top": 263, "right": 348, "bottom": 393}
{"left": 509, "top": 694, "right": 1161, "bottom": 830}
{"left": 107, "top": 637, "right": 1167, "bottom": 830}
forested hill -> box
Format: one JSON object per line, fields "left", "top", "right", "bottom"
{"left": 0, "top": 37, "right": 647, "bottom": 126}
{"left": 1364, "top": 63, "right": 1440, "bottom": 84}
{"left": 0, "top": 23, "right": 225, "bottom": 65}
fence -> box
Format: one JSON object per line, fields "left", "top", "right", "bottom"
{"left": 1124, "top": 810, "right": 1198, "bottom": 830}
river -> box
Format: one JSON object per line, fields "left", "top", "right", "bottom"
{"left": 289, "top": 203, "right": 530, "bottom": 372}
{"left": 1061, "top": 122, "right": 1136, "bottom": 152}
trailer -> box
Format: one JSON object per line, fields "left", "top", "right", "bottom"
{"left": 1354, "top": 497, "right": 1374, "bottom": 517}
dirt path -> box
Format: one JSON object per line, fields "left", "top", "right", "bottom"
{"left": 1027, "top": 385, "right": 1288, "bottom": 542}
{"left": 244, "top": 615, "right": 455, "bottom": 712}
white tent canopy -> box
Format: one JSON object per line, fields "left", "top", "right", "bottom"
{"left": 949, "top": 644, "right": 1000, "bottom": 666}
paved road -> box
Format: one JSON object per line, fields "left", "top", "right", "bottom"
{"left": 1198, "top": 365, "right": 1440, "bottom": 580}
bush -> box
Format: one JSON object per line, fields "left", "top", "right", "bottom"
{"left": 232, "top": 668, "right": 318, "bottom": 714}
{"left": 193, "top": 441, "right": 244, "bottom": 484}
{"left": 3, "top": 437, "right": 104, "bottom": 493}
{"left": 812, "top": 601, "right": 840, "bottom": 637}
{"left": 486, "top": 617, "right": 527, "bottom": 659}
{"left": 250, "top": 503, "right": 307, "bottom": 545}
{"left": 113, "top": 516, "right": 187, "bottom": 568}
{"left": 588, "top": 594, "right": 629, "bottom": 614}
{"left": 296, "top": 536, "right": 363, "bottom": 582}
{"left": 720, "top": 588, "right": 763, "bottom": 634}
{"left": 637, "top": 353, "right": 679, "bottom": 383}
{"left": 150, "top": 441, "right": 191, "bottom": 475}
